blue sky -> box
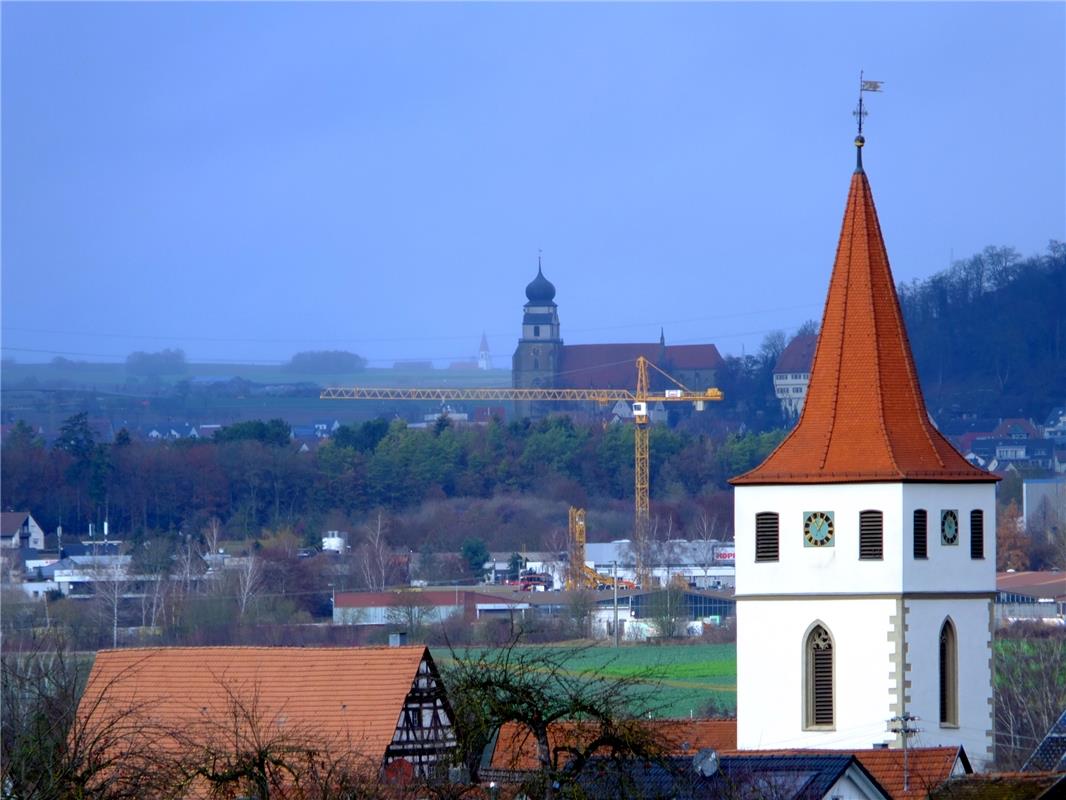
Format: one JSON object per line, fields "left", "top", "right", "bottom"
{"left": 2, "top": 2, "right": 1063, "bottom": 367}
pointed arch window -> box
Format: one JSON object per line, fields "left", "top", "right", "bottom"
{"left": 939, "top": 619, "right": 958, "bottom": 726}
{"left": 805, "top": 624, "right": 834, "bottom": 729}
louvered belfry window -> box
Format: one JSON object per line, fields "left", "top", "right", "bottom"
{"left": 940, "top": 620, "right": 958, "bottom": 726}
{"left": 913, "top": 509, "right": 928, "bottom": 559}
{"left": 755, "top": 513, "right": 779, "bottom": 562}
{"left": 859, "top": 510, "right": 884, "bottom": 560}
{"left": 806, "top": 625, "right": 834, "bottom": 728}
{"left": 970, "top": 510, "right": 985, "bottom": 560}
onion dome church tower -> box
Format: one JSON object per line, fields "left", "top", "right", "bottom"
{"left": 512, "top": 257, "right": 563, "bottom": 417}
{"left": 730, "top": 133, "right": 998, "bottom": 767}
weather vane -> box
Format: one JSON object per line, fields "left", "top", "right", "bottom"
{"left": 853, "top": 71, "right": 883, "bottom": 170}
{"left": 853, "top": 70, "right": 884, "bottom": 137}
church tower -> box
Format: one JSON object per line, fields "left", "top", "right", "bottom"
{"left": 512, "top": 258, "right": 563, "bottom": 417}
{"left": 478, "top": 332, "right": 491, "bottom": 370}
{"left": 731, "top": 134, "right": 998, "bottom": 768}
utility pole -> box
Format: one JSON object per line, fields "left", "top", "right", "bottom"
{"left": 613, "top": 560, "right": 619, "bottom": 648}
{"left": 888, "top": 713, "right": 921, "bottom": 792}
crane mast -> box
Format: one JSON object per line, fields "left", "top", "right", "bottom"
{"left": 322, "top": 356, "right": 722, "bottom": 584}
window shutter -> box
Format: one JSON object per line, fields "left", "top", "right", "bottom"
{"left": 807, "top": 625, "right": 834, "bottom": 727}
{"left": 755, "top": 513, "right": 779, "bottom": 562}
{"left": 913, "top": 509, "right": 928, "bottom": 559}
{"left": 859, "top": 510, "right": 883, "bottom": 560}
{"left": 970, "top": 509, "right": 984, "bottom": 560}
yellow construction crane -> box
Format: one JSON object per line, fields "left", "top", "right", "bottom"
{"left": 566, "top": 506, "right": 637, "bottom": 591}
{"left": 321, "top": 356, "right": 722, "bottom": 585}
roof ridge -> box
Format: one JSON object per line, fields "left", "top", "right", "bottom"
{"left": 860, "top": 177, "right": 903, "bottom": 477}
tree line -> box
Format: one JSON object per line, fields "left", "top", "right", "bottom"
{"left": 0, "top": 413, "right": 778, "bottom": 548}
{"left": 899, "top": 240, "right": 1066, "bottom": 421}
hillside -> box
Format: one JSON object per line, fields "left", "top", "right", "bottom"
{"left": 899, "top": 241, "right": 1065, "bottom": 426}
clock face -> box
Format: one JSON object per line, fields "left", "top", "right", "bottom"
{"left": 941, "top": 510, "right": 959, "bottom": 545}
{"left": 803, "top": 511, "right": 835, "bottom": 547}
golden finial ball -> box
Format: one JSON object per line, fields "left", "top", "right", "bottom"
{"left": 855, "top": 135, "right": 865, "bottom": 148}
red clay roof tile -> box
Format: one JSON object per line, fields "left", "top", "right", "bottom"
{"left": 733, "top": 168, "right": 996, "bottom": 485}
{"left": 78, "top": 646, "right": 430, "bottom": 766}
{"left": 490, "top": 718, "right": 737, "bottom": 771}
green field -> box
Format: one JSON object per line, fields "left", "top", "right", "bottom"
{"left": 434, "top": 643, "right": 736, "bottom": 719}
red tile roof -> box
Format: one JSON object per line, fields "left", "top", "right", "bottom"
{"left": 558, "top": 344, "right": 722, "bottom": 390}
{"left": 774, "top": 334, "right": 818, "bottom": 374}
{"left": 78, "top": 646, "right": 431, "bottom": 767}
{"left": 489, "top": 718, "right": 737, "bottom": 772}
{"left": 991, "top": 418, "right": 1041, "bottom": 439}
{"left": 996, "top": 571, "right": 1066, "bottom": 599}
{"left": 334, "top": 590, "right": 511, "bottom": 608}
{"left": 0, "top": 511, "right": 30, "bottom": 537}
{"left": 733, "top": 168, "right": 996, "bottom": 485}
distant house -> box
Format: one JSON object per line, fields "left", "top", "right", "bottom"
{"left": 78, "top": 646, "right": 457, "bottom": 789}
{"left": 968, "top": 437, "right": 1054, "bottom": 472}
{"left": 312, "top": 419, "right": 340, "bottom": 438}
{"left": 772, "top": 333, "right": 817, "bottom": 419}
{"left": 0, "top": 512, "right": 45, "bottom": 550}
{"left": 1045, "top": 405, "right": 1066, "bottom": 443}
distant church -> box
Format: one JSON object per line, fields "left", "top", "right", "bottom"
{"left": 731, "top": 134, "right": 998, "bottom": 768}
{"left": 511, "top": 258, "right": 723, "bottom": 416}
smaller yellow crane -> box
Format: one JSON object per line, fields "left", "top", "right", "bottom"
{"left": 566, "top": 507, "right": 637, "bottom": 591}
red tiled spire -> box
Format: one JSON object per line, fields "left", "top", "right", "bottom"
{"left": 732, "top": 157, "right": 996, "bottom": 485}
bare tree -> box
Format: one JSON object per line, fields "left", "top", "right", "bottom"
{"left": 386, "top": 590, "right": 438, "bottom": 638}
{"left": 92, "top": 557, "right": 131, "bottom": 649}
{"left": 994, "top": 624, "right": 1066, "bottom": 769}
{"left": 444, "top": 634, "right": 670, "bottom": 800}
{"left": 235, "top": 553, "right": 264, "bottom": 620}
{"left": 693, "top": 509, "right": 723, "bottom": 585}
{"left": 173, "top": 676, "right": 384, "bottom": 800}
{"left": 359, "top": 511, "right": 390, "bottom": 591}
{"left": 1, "top": 636, "right": 185, "bottom": 799}
{"left": 202, "top": 516, "right": 223, "bottom": 558}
